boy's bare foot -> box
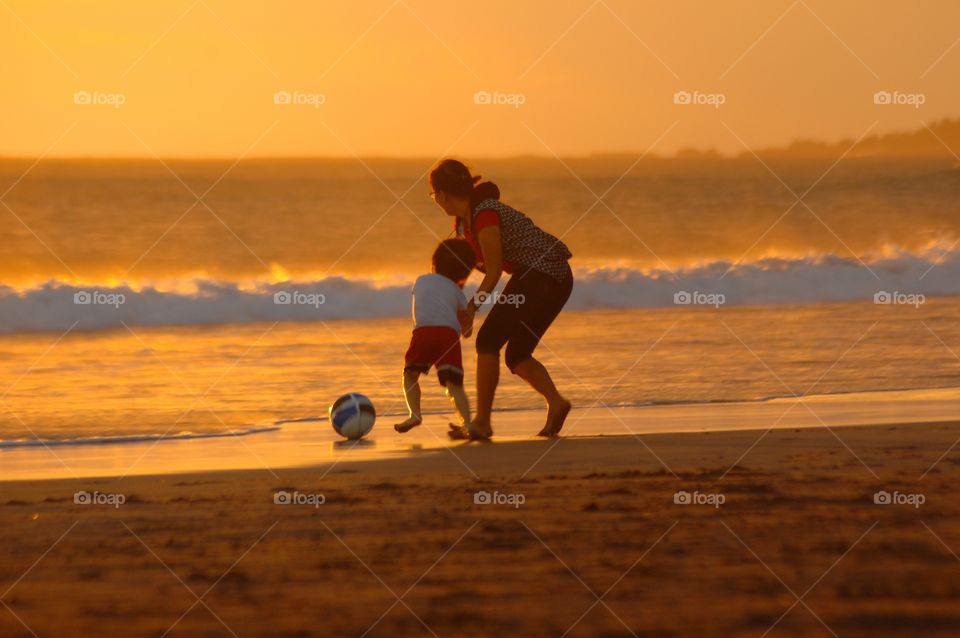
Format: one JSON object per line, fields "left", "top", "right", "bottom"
{"left": 537, "top": 400, "right": 571, "bottom": 437}
{"left": 448, "top": 422, "right": 469, "bottom": 440}
{"left": 394, "top": 416, "right": 422, "bottom": 433}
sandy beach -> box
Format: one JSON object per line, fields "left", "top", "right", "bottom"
{"left": 2, "top": 421, "right": 959, "bottom": 637}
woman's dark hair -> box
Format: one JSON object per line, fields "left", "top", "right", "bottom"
{"left": 432, "top": 239, "right": 476, "bottom": 283}
{"left": 430, "top": 159, "right": 500, "bottom": 210}
{"left": 431, "top": 159, "right": 500, "bottom": 238}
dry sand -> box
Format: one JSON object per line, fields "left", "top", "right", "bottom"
{"left": 2, "top": 422, "right": 959, "bottom": 637}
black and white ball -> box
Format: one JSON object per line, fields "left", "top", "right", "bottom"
{"left": 329, "top": 393, "right": 376, "bottom": 440}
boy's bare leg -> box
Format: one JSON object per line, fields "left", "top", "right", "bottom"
{"left": 394, "top": 369, "right": 423, "bottom": 433}
{"left": 444, "top": 381, "right": 471, "bottom": 428}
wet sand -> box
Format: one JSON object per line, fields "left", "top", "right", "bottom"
{"left": 5, "top": 386, "right": 959, "bottom": 481}
{"left": 2, "top": 422, "right": 960, "bottom": 637}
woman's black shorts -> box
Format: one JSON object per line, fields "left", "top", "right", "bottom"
{"left": 475, "top": 263, "right": 573, "bottom": 371}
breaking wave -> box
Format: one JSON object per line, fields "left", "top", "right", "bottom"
{"left": 0, "top": 247, "right": 957, "bottom": 334}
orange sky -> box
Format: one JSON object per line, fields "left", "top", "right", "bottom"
{"left": 2, "top": 0, "right": 959, "bottom": 158}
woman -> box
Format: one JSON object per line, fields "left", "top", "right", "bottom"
{"left": 428, "top": 159, "right": 574, "bottom": 438}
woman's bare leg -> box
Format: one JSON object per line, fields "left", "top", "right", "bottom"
{"left": 469, "top": 353, "right": 499, "bottom": 437}
{"left": 513, "top": 357, "right": 571, "bottom": 437}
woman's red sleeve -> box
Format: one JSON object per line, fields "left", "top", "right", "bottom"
{"left": 474, "top": 209, "right": 500, "bottom": 232}
{"left": 473, "top": 209, "right": 500, "bottom": 233}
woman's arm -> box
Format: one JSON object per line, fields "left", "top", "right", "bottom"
{"left": 464, "top": 225, "right": 503, "bottom": 325}
{"left": 475, "top": 225, "right": 503, "bottom": 300}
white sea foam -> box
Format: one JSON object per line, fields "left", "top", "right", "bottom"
{"left": 0, "top": 248, "right": 957, "bottom": 334}
{"left": 0, "top": 424, "right": 280, "bottom": 449}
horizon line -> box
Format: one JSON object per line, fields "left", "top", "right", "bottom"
{"left": 0, "top": 152, "right": 692, "bottom": 162}
{"left": 4, "top": 117, "right": 956, "bottom": 163}
{"left": 0, "top": 150, "right": 953, "bottom": 162}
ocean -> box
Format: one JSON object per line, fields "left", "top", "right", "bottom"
{"left": 1, "top": 156, "right": 958, "bottom": 445}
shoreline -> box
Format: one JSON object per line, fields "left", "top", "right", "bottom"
{"left": 0, "top": 418, "right": 956, "bottom": 487}
{"left": 3, "top": 386, "right": 958, "bottom": 482}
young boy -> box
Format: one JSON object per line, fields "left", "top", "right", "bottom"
{"left": 394, "top": 239, "right": 477, "bottom": 433}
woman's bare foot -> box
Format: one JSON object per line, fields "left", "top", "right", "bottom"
{"left": 537, "top": 399, "right": 571, "bottom": 437}
{"left": 448, "top": 422, "right": 492, "bottom": 441}
{"left": 394, "top": 415, "right": 422, "bottom": 433}
{"left": 467, "top": 419, "right": 493, "bottom": 440}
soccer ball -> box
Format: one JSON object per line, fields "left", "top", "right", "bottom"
{"left": 329, "top": 393, "right": 376, "bottom": 440}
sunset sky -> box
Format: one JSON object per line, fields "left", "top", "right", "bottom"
{"left": 2, "top": 0, "right": 959, "bottom": 158}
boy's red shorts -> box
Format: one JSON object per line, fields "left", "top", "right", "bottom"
{"left": 404, "top": 326, "right": 463, "bottom": 386}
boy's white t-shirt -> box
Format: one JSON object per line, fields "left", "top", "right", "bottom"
{"left": 412, "top": 273, "right": 466, "bottom": 334}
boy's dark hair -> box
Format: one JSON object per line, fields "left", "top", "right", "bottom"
{"left": 432, "top": 239, "right": 476, "bottom": 283}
